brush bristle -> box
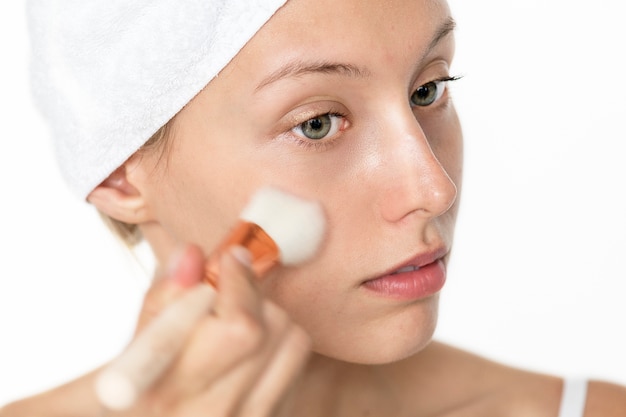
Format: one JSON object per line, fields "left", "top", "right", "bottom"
{"left": 240, "top": 187, "right": 325, "bottom": 265}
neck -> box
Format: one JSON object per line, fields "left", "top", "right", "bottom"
{"left": 284, "top": 354, "right": 405, "bottom": 417}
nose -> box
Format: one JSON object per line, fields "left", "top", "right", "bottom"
{"left": 375, "top": 110, "right": 458, "bottom": 223}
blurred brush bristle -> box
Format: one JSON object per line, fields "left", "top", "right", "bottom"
{"left": 240, "top": 187, "right": 325, "bottom": 265}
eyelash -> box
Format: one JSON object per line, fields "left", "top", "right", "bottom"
{"left": 434, "top": 75, "right": 462, "bottom": 84}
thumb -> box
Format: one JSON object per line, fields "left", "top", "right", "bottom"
{"left": 134, "top": 244, "right": 205, "bottom": 334}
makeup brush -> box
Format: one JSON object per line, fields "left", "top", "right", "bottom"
{"left": 204, "top": 186, "right": 326, "bottom": 286}
{"left": 94, "top": 187, "right": 325, "bottom": 410}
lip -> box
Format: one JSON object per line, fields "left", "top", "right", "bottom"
{"left": 361, "top": 247, "right": 448, "bottom": 300}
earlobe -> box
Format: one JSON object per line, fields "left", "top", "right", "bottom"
{"left": 87, "top": 165, "right": 152, "bottom": 225}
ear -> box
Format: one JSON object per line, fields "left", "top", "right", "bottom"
{"left": 87, "top": 164, "right": 153, "bottom": 224}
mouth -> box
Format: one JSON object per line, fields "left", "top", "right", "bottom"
{"left": 368, "top": 245, "right": 448, "bottom": 279}
{"left": 360, "top": 246, "right": 449, "bottom": 300}
{"left": 390, "top": 265, "right": 421, "bottom": 274}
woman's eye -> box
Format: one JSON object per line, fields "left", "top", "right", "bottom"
{"left": 410, "top": 80, "right": 447, "bottom": 107}
{"left": 292, "top": 113, "right": 345, "bottom": 140}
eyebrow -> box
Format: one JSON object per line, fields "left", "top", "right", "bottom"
{"left": 255, "top": 16, "right": 456, "bottom": 92}
{"left": 255, "top": 62, "right": 370, "bottom": 92}
{"left": 426, "top": 16, "right": 456, "bottom": 59}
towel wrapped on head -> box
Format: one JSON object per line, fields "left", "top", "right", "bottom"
{"left": 27, "top": 0, "right": 288, "bottom": 198}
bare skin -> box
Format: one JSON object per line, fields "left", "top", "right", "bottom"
{"left": 3, "top": 0, "right": 625, "bottom": 415}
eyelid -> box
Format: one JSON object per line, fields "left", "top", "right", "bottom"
{"left": 280, "top": 101, "right": 348, "bottom": 129}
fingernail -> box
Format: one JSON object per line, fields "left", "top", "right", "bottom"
{"left": 229, "top": 245, "right": 252, "bottom": 268}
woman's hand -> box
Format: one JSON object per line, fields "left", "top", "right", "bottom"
{"left": 112, "top": 244, "right": 312, "bottom": 417}
{"left": 0, "top": 245, "right": 311, "bottom": 417}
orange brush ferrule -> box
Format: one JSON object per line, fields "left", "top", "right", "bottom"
{"left": 204, "top": 221, "right": 280, "bottom": 287}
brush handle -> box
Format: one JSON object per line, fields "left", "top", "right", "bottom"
{"left": 95, "top": 284, "right": 216, "bottom": 410}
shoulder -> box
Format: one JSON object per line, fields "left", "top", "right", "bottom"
{"left": 392, "top": 342, "right": 564, "bottom": 417}
{"left": 408, "top": 343, "right": 626, "bottom": 417}
{"left": 584, "top": 380, "right": 626, "bottom": 417}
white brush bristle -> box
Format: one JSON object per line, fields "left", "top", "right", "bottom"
{"left": 240, "top": 187, "right": 325, "bottom": 265}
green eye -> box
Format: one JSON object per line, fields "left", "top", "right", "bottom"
{"left": 410, "top": 80, "right": 445, "bottom": 107}
{"left": 294, "top": 113, "right": 342, "bottom": 140}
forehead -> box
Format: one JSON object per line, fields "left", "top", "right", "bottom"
{"left": 272, "top": 0, "right": 448, "bottom": 47}
{"left": 223, "top": 0, "right": 452, "bottom": 80}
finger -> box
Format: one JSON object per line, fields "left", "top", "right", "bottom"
{"left": 213, "top": 246, "right": 263, "bottom": 319}
{"left": 135, "top": 245, "right": 205, "bottom": 333}
{"left": 143, "top": 247, "right": 265, "bottom": 403}
{"left": 167, "top": 302, "right": 308, "bottom": 417}
{"left": 238, "top": 308, "right": 312, "bottom": 416}
{"left": 166, "top": 321, "right": 276, "bottom": 417}
{"left": 154, "top": 299, "right": 286, "bottom": 408}
{"left": 167, "top": 244, "right": 206, "bottom": 288}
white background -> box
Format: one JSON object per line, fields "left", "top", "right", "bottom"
{"left": 1, "top": 0, "right": 625, "bottom": 406}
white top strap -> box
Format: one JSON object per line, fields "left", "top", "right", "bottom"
{"left": 558, "top": 379, "right": 588, "bottom": 417}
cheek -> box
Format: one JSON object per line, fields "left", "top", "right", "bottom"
{"left": 262, "top": 267, "right": 440, "bottom": 363}
{"left": 144, "top": 140, "right": 260, "bottom": 251}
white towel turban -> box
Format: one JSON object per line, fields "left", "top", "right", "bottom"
{"left": 27, "top": 0, "right": 288, "bottom": 199}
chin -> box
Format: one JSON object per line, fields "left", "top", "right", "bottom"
{"left": 311, "top": 296, "right": 440, "bottom": 365}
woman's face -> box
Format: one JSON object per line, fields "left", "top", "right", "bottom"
{"left": 136, "top": 0, "right": 462, "bottom": 364}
